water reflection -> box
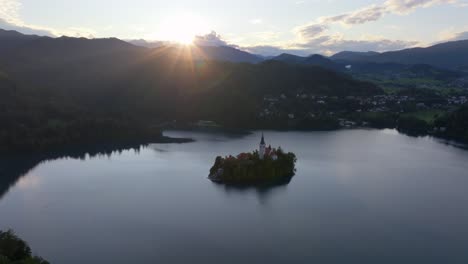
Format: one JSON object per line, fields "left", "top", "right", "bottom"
{"left": 0, "top": 156, "right": 42, "bottom": 199}
{"left": 0, "top": 143, "right": 148, "bottom": 199}
{"left": 211, "top": 180, "right": 291, "bottom": 205}
{"left": 1, "top": 129, "right": 468, "bottom": 264}
{"left": 434, "top": 138, "right": 468, "bottom": 150}
{"left": 0, "top": 131, "right": 253, "bottom": 200}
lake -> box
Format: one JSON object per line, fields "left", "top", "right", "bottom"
{"left": 1, "top": 129, "right": 468, "bottom": 264}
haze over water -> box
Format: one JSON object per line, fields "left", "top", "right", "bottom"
{"left": 1, "top": 129, "right": 468, "bottom": 264}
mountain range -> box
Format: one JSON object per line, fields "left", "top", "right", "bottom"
{"left": 0, "top": 28, "right": 379, "bottom": 129}
{"left": 1, "top": 28, "right": 466, "bottom": 104}
{"left": 129, "top": 39, "right": 263, "bottom": 63}
{"left": 130, "top": 35, "right": 468, "bottom": 71}
{"left": 1, "top": 28, "right": 467, "bottom": 150}
{"left": 330, "top": 40, "right": 468, "bottom": 71}
{"left": 4, "top": 28, "right": 467, "bottom": 70}
{"left": 270, "top": 53, "right": 344, "bottom": 72}
{"left": 267, "top": 41, "right": 468, "bottom": 73}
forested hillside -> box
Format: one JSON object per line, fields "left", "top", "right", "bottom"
{"left": 0, "top": 31, "right": 381, "bottom": 152}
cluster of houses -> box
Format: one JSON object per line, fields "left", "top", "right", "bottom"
{"left": 450, "top": 77, "right": 468, "bottom": 88}
{"left": 338, "top": 119, "right": 360, "bottom": 128}
{"left": 448, "top": 96, "right": 467, "bottom": 105}
{"left": 259, "top": 92, "right": 467, "bottom": 121}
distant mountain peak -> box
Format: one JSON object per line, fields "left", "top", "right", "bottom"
{"left": 330, "top": 51, "right": 380, "bottom": 61}
{"left": 0, "top": 28, "right": 41, "bottom": 39}
{"left": 329, "top": 40, "right": 468, "bottom": 70}
{"left": 190, "top": 45, "right": 263, "bottom": 63}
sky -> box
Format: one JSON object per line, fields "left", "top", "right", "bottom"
{"left": 1, "top": 0, "right": 468, "bottom": 56}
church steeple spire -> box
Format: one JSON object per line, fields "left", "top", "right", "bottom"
{"left": 259, "top": 133, "right": 266, "bottom": 160}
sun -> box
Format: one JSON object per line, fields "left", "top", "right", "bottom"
{"left": 154, "top": 13, "right": 209, "bottom": 45}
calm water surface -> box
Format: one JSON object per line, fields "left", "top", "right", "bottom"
{"left": 1, "top": 129, "right": 468, "bottom": 264}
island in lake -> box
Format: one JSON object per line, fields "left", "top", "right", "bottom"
{"left": 209, "top": 134, "right": 297, "bottom": 185}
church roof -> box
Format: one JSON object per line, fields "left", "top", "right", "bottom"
{"left": 260, "top": 133, "right": 265, "bottom": 145}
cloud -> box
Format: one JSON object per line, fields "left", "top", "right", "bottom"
{"left": 310, "top": 36, "right": 418, "bottom": 55}
{"left": 450, "top": 31, "right": 468, "bottom": 40}
{"left": 294, "top": 0, "right": 459, "bottom": 41}
{"left": 0, "top": 17, "right": 54, "bottom": 36}
{"left": 243, "top": 45, "right": 311, "bottom": 57}
{"left": 435, "top": 25, "right": 468, "bottom": 43}
{"left": 193, "top": 31, "right": 228, "bottom": 46}
{"left": 385, "top": 0, "right": 457, "bottom": 14}
{"left": 0, "top": 0, "right": 56, "bottom": 36}
{"left": 339, "top": 5, "right": 387, "bottom": 25}
{"left": 281, "top": 0, "right": 457, "bottom": 56}
{"left": 243, "top": 35, "right": 417, "bottom": 56}
{"left": 439, "top": 30, "right": 468, "bottom": 42}
{"left": 0, "top": 0, "right": 462, "bottom": 57}
{"left": 341, "top": 0, "right": 455, "bottom": 25}
{"left": 296, "top": 24, "right": 328, "bottom": 40}
{"left": 0, "top": 0, "right": 21, "bottom": 24}
{"left": 0, "top": 0, "right": 96, "bottom": 37}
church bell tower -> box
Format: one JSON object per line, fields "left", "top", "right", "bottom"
{"left": 259, "top": 133, "right": 266, "bottom": 160}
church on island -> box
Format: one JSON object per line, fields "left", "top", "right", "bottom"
{"left": 259, "top": 133, "right": 278, "bottom": 160}
{"left": 208, "top": 133, "right": 297, "bottom": 184}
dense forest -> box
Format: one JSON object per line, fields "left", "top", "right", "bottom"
{"left": 1, "top": 29, "right": 467, "bottom": 153}
{"left": 0, "top": 230, "right": 49, "bottom": 264}
{"left": 209, "top": 149, "right": 297, "bottom": 185}
{"left": 0, "top": 71, "right": 173, "bottom": 153}
{"left": 0, "top": 31, "right": 382, "bottom": 152}
{"left": 435, "top": 105, "right": 468, "bottom": 142}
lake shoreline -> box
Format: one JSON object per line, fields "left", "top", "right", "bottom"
{"left": 2, "top": 129, "right": 468, "bottom": 264}
{"left": 0, "top": 135, "right": 194, "bottom": 157}
{"left": 2, "top": 125, "right": 467, "bottom": 157}
{"left": 163, "top": 120, "right": 468, "bottom": 146}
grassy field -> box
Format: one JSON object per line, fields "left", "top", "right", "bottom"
{"left": 402, "top": 110, "right": 446, "bottom": 124}
{"left": 357, "top": 110, "right": 447, "bottom": 126}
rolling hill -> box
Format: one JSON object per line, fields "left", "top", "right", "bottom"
{"left": 269, "top": 50, "right": 466, "bottom": 89}
{"left": 330, "top": 40, "right": 468, "bottom": 71}
{"left": 190, "top": 45, "right": 263, "bottom": 63}
{"left": 129, "top": 38, "right": 263, "bottom": 63}
{"left": 270, "top": 53, "right": 344, "bottom": 71}
{"left": 0, "top": 29, "right": 381, "bottom": 129}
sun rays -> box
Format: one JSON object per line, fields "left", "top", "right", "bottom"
{"left": 152, "top": 12, "right": 209, "bottom": 45}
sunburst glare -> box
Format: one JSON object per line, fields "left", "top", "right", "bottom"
{"left": 152, "top": 13, "right": 210, "bottom": 45}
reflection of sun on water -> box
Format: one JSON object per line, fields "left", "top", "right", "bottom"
{"left": 152, "top": 13, "right": 210, "bottom": 45}
{"left": 17, "top": 174, "right": 42, "bottom": 190}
